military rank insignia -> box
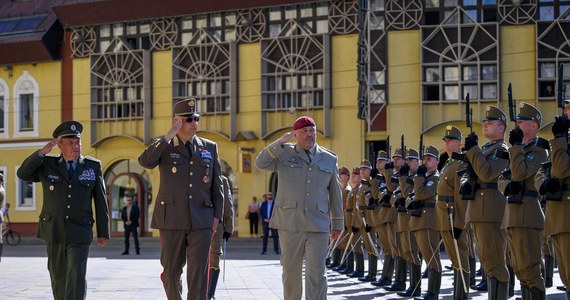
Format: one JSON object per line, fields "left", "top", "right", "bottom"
{"left": 200, "top": 150, "right": 212, "bottom": 160}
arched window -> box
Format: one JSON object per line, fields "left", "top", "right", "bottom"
{"left": 13, "top": 71, "right": 39, "bottom": 137}
{"left": 0, "top": 78, "right": 9, "bottom": 138}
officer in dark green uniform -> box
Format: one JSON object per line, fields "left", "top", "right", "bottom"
{"left": 17, "top": 121, "right": 110, "bottom": 300}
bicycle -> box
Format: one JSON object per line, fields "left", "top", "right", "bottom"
{"left": 2, "top": 222, "right": 21, "bottom": 246}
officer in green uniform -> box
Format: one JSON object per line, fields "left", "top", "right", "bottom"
{"left": 139, "top": 99, "right": 224, "bottom": 300}
{"left": 208, "top": 175, "right": 234, "bottom": 300}
{"left": 460, "top": 105, "right": 510, "bottom": 299}
{"left": 17, "top": 121, "right": 110, "bottom": 300}
{"left": 535, "top": 99, "right": 570, "bottom": 299}
{"left": 328, "top": 166, "right": 351, "bottom": 270}
{"left": 410, "top": 145, "right": 442, "bottom": 300}
{"left": 371, "top": 150, "right": 393, "bottom": 287}
{"left": 498, "top": 102, "right": 548, "bottom": 299}
{"left": 434, "top": 125, "right": 470, "bottom": 300}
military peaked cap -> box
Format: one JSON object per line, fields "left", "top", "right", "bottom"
{"left": 53, "top": 120, "right": 83, "bottom": 138}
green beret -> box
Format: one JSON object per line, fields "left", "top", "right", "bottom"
{"left": 53, "top": 121, "right": 83, "bottom": 138}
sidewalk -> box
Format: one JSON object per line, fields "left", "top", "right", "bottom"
{"left": 0, "top": 237, "right": 567, "bottom": 299}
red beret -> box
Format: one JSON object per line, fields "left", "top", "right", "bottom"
{"left": 293, "top": 116, "right": 316, "bottom": 130}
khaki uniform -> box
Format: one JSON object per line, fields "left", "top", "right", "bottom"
{"left": 373, "top": 173, "right": 389, "bottom": 254}
{"left": 498, "top": 137, "right": 547, "bottom": 291}
{"left": 411, "top": 171, "right": 440, "bottom": 271}
{"left": 355, "top": 178, "right": 377, "bottom": 256}
{"left": 255, "top": 140, "right": 343, "bottom": 300}
{"left": 209, "top": 176, "right": 234, "bottom": 269}
{"left": 380, "top": 168, "right": 399, "bottom": 257}
{"left": 338, "top": 184, "right": 352, "bottom": 251}
{"left": 536, "top": 136, "right": 570, "bottom": 290}
{"left": 397, "top": 172, "right": 420, "bottom": 266}
{"left": 350, "top": 183, "right": 365, "bottom": 254}
{"left": 464, "top": 140, "right": 510, "bottom": 282}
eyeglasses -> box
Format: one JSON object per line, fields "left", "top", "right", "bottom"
{"left": 185, "top": 116, "right": 200, "bottom": 123}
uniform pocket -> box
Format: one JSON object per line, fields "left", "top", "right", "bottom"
{"left": 281, "top": 160, "right": 302, "bottom": 182}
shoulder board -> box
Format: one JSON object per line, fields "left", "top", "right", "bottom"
{"left": 283, "top": 142, "right": 296, "bottom": 149}
{"left": 494, "top": 149, "right": 510, "bottom": 160}
{"left": 535, "top": 137, "right": 550, "bottom": 150}
{"left": 84, "top": 156, "right": 102, "bottom": 164}
{"left": 45, "top": 153, "right": 60, "bottom": 158}
{"left": 320, "top": 146, "right": 337, "bottom": 156}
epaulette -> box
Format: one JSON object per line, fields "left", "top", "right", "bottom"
{"left": 45, "top": 153, "right": 60, "bottom": 158}
{"left": 84, "top": 156, "right": 102, "bottom": 164}
{"left": 494, "top": 149, "right": 510, "bottom": 160}
{"left": 320, "top": 146, "right": 337, "bottom": 156}
{"left": 535, "top": 137, "right": 550, "bottom": 150}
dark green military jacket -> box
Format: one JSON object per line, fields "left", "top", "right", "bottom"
{"left": 17, "top": 151, "right": 110, "bottom": 244}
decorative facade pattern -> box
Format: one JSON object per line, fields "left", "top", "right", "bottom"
{"left": 329, "top": 0, "right": 359, "bottom": 34}
{"left": 149, "top": 18, "right": 178, "bottom": 51}
{"left": 498, "top": 0, "right": 537, "bottom": 25}
{"left": 236, "top": 9, "right": 267, "bottom": 43}
{"left": 70, "top": 26, "right": 97, "bottom": 58}
{"left": 385, "top": 0, "right": 423, "bottom": 30}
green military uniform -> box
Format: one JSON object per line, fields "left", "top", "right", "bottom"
{"left": 329, "top": 167, "right": 351, "bottom": 270}
{"left": 139, "top": 99, "right": 224, "bottom": 300}
{"left": 498, "top": 102, "right": 547, "bottom": 298}
{"left": 535, "top": 115, "right": 570, "bottom": 298}
{"left": 356, "top": 159, "right": 380, "bottom": 281}
{"left": 434, "top": 125, "right": 470, "bottom": 300}
{"left": 372, "top": 150, "right": 393, "bottom": 287}
{"left": 348, "top": 177, "right": 367, "bottom": 278}
{"left": 382, "top": 149, "right": 406, "bottom": 291}
{"left": 463, "top": 106, "right": 510, "bottom": 298}
{"left": 17, "top": 121, "right": 110, "bottom": 300}
{"left": 394, "top": 148, "right": 422, "bottom": 297}
{"left": 208, "top": 175, "right": 234, "bottom": 300}
{"left": 410, "top": 145, "right": 442, "bottom": 299}
{"left": 338, "top": 168, "right": 361, "bottom": 275}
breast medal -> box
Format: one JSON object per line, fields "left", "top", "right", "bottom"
{"left": 172, "top": 166, "right": 177, "bottom": 173}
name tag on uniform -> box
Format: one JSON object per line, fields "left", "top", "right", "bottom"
{"left": 170, "top": 153, "right": 181, "bottom": 159}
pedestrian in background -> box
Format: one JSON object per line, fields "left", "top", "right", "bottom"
{"left": 247, "top": 196, "right": 260, "bottom": 238}
{"left": 121, "top": 192, "right": 140, "bottom": 255}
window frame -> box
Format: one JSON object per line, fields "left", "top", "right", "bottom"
{"left": 0, "top": 78, "right": 8, "bottom": 138}
{"left": 15, "top": 165, "right": 36, "bottom": 211}
{"left": 13, "top": 71, "right": 39, "bottom": 138}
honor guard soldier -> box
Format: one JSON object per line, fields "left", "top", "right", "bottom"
{"left": 535, "top": 99, "right": 570, "bottom": 299}
{"left": 328, "top": 166, "right": 351, "bottom": 270}
{"left": 459, "top": 105, "right": 510, "bottom": 298}
{"left": 371, "top": 150, "right": 393, "bottom": 286}
{"left": 17, "top": 121, "right": 110, "bottom": 300}
{"left": 139, "top": 98, "right": 224, "bottom": 300}
{"left": 393, "top": 148, "right": 422, "bottom": 297}
{"left": 434, "top": 125, "right": 470, "bottom": 300}
{"left": 347, "top": 163, "right": 368, "bottom": 278}
{"left": 208, "top": 175, "right": 234, "bottom": 300}
{"left": 410, "top": 145, "right": 442, "bottom": 300}
{"left": 356, "top": 160, "right": 380, "bottom": 281}
{"left": 338, "top": 167, "right": 362, "bottom": 275}
{"left": 498, "top": 102, "right": 548, "bottom": 299}
{"left": 383, "top": 148, "right": 407, "bottom": 292}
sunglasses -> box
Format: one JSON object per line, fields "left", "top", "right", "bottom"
{"left": 185, "top": 116, "right": 200, "bottom": 123}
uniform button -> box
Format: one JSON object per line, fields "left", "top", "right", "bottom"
{"left": 190, "top": 172, "right": 193, "bottom": 176}
{"left": 189, "top": 184, "right": 193, "bottom": 188}
{"left": 306, "top": 193, "right": 310, "bottom": 196}
{"left": 67, "top": 205, "right": 71, "bottom": 209}
{"left": 65, "top": 216, "right": 69, "bottom": 219}
{"left": 190, "top": 161, "right": 194, "bottom": 165}
{"left": 445, "top": 177, "right": 448, "bottom": 180}
{"left": 189, "top": 195, "right": 193, "bottom": 199}
{"left": 309, "top": 168, "right": 312, "bottom": 171}
{"left": 161, "top": 201, "right": 165, "bottom": 205}
{"left": 68, "top": 195, "right": 71, "bottom": 198}
{"left": 480, "top": 192, "right": 484, "bottom": 196}
{"left": 305, "top": 207, "right": 308, "bottom": 210}
{"left": 307, "top": 180, "right": 311, "bottom": 183}
{"left": 68, "top": 185, "right": 72, "bottom": 188}
{"left": 291, "top": 164, "right": 294, "bottom": 167}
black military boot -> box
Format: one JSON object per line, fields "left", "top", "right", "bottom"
{"left": 416, "top": 268, "right": 441, "bottom": 300}
{"left": 339, "top": 252, "right": 354, "bottom": 274}
{"left": 544, "top": 255, "right": 554, "bottom": 288}
{"left": 384, "top": 256, "right": 406, "bottom": 292}
{"left": 398, "top": 263, "right": 421, "bottom": 297}
{"left": 0, "top": 243, "right": 3, "bottom": 262}
{"left": 359, "top": 254, "right": 377, "bottom": 282}
{"left": 529, "top": 287, "right": 545, "bottom": 300}
{"left": 348, "top": 253, "right": 365, "bottom": 277}
{"left": 472, "top": 269, "right": 488, "bottom": 291}
{"left": 207, "top": 268, "right": 220, "bottom": 300}
{"left": 328, "top": 249, "right": 341, "bottom": 269}
{"left": 469, "top": 256, "right": 476, "bottom": 286}
{"left": 508, "top": 265, "right": 515, "bottom": 298}
{"left": 453, "top": 269, "right": 469, "bottom": 300}
{"left": 493, "top": 277, "right": 509, "bottom": 300}
{"left": 521, "top": 284, "right": 530, "bottom": 300}
{"left": 372, "top": 255, "right": 393, "bottom": 287}
{"left": 333, "top": 249, "right": 346, "bottom": 271}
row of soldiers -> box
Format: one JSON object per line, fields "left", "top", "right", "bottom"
{"left": 326, "top": 102, "right": 570, "bottom": 300}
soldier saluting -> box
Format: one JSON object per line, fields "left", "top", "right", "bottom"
{"left": 498, "top": 102, "right": 548, "bottom": 299}
{"left": 17, "top": 121, "right": 110, "bottom": 300}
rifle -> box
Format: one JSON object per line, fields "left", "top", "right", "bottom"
{"left": 401, "top": 134, "right": 405, "bottom": 158}
{"left": 558, "top": 63, "right": 566, "bottom": 113}
{"left": 507, "top": 83, "right": 517, "bottom": 124}
{"left": 419, "top": 133, "right": 424, "bottom": 159}
{"left": 386, "top": 135, "right": 391, "bottom": 158}
{"left": 465, "top": 92, "right": 472, "bottom": 133}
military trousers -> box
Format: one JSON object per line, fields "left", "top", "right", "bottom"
{"left": 159, "top": 228, "right": 211, "bottom": 300}
{"left": 45, "top": 241, "right": 90, "bottom": 300}
{"left": 552, "top": 232, "right": 570, "bottom": 289}
{"left": 358, "top": 227, "right": 377, "bottom": 255}
{"left": 209, "top": 222, "right": 224, "bottom": 269}
{"left": 506, "top": 227, "right": 545, "bottom": 291}
{"left": 337, "top": 228, "right": 349, "bottom": 250}
{"left": 385, "top": 222, "right": 399, "bottom": 258}
{"left": 470, "top": 221, "right": 509, "bottom": 282}
{"left": 279, "top": 229, "right": 329, "bottom": 300}
{"left": 413, "top": 229, "right": 441, "bottom": 272}
{"left": 376, "top": 223, "right": 392, "bottom": 257}
{"left": 399, "top": 229, "right": 420, "bottom": 266}
{"left": 440, "top": 230, "right": 469, "bottom": 273}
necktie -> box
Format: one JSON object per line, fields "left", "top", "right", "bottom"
{"left": 305, "top": 150, "right": 312, "bottom": 163}
{"left": 67, "top": 161, "right": 75, "bottom": 178}
{"left": 186, "top": 141, "right": 193, "bottom": 159}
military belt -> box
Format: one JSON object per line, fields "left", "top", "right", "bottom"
{"left": 359, "top": 206, "right": 367, "bottom": 210}
{"left": 475, "top": 183, "right": 498, "bottom": 189}
{"left": 521, "top": 189, "right": 538, "bottom": 198}
{"left": 422, "top": 203, "right": 436, "bottom": 208}
{"left": 438, "top": 195, "right": 454, "bottom": 203}
{"left": 345, "top": 208, "right": 353, "bottom": 213}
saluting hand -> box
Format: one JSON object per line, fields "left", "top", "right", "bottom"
{"left": 164, "top": 117, "right": 183, "bottom": 141}
{"left": 40, "top": 137, "right": 61, "bottom": 155}
{"left": 278, "top": 130, "right": 297, "bottom": 145}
